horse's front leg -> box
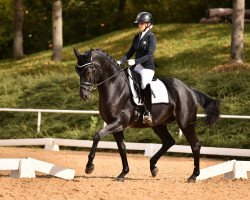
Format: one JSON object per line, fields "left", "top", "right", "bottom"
{"left": 113, "top": 131, "right": 129, "bottom": 182}
{"left": 85, "top": 132, "right": 100, "bottom": 174}
{"left": 85, "top": 122, "right": 123, "bottom": 175}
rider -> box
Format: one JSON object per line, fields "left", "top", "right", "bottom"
{"left": 117, "top": 12, "right": 156, "bottom": 125}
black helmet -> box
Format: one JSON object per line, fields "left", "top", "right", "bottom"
{"left": 134, "top": 12, "right": 154, "bottom": 24}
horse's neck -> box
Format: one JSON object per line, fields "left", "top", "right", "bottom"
{"left": 97, "top": 63, "right": 129, "bottom": 100}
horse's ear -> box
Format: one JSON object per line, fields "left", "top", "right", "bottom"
{"left": 73, "top": 47, "right": 80, "bottom": 58}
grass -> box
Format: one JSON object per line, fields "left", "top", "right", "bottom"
{"left": 0, "top": 23, "right": 249, "bottom": 148}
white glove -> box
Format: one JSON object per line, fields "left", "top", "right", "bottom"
{"left": 128, "top": 59, "right": 135, "bottom": 66}
{"left": 117, "top": 60, "right": 121, "bottom": 65}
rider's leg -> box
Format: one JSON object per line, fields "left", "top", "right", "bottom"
{"left": 143, "top": 84, "right": 152, "bottom": 124}
{"left": 134, "top": 64, "right": 154, "bottom": 124}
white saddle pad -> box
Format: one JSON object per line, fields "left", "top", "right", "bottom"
{"left": 127, "top": 69, "right": 169, "bottom": 106}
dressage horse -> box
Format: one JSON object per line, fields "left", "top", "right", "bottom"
{"left": 74, "top": 48, "right": 220, "bottom": 182}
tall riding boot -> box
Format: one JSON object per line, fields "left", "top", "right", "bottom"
{"left": 143, "top": 84, "right": 152, "bottom": 125}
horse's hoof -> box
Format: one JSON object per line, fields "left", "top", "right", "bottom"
{"left": 85, "top": 164, "right": 95, "bottom": 174}
{"left": 187, "top": 175, "right": 196, "bottom": 183}
{"left": 151, "top": 166, "right": 158, "bottom": 177}
{"left": 116, "top": 177, "right": 125, "bottom": 182}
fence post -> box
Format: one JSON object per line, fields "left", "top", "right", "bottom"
{"left": 37, "top": 111, "right": 42, "bottom": 133}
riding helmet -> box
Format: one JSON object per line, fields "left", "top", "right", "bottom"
{"left": 134, "top": 12, "right": 154, "bottom": 24}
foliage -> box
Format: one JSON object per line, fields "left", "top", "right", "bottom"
{"left": 22, "top": 0, "right": 53, "bottom": 55}
{"left": 0, "top": 24, "right": 249, "bottom": 149}
{"left": 3, "top": 0, "right": 250, "bottom": 59}
{"left": 0, "top": 0, "right": 13, "bottom": 59}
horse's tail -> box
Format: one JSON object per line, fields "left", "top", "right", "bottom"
{"left": 191, "top": 88, "right": 220, "bottom": 126}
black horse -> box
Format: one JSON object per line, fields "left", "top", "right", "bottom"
{"left": 74, "top": 48, "right": 220, "bottom": 182}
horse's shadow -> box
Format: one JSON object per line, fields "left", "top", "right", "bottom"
{"left": 0, "top": 174, "right": 157, "bottom": 181}
{"left": 75, "top": 175, "right": 146, "bottom": 181}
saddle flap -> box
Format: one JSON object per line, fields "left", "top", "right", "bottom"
{"left": 126, "top": 68, "right": 169, "bottom": 105}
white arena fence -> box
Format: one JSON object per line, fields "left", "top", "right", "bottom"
{"left": 0, "top": 138, "right": 249, "bottom": 157}
{"left": 0, "top": 108, "right": 249, "bottom": 157}
{"left": 0, "top": 108, "right": 101, "bottom": 132}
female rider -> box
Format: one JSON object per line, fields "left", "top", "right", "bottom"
{"left": 117, "top": 12, "right": 156, "bottom": 125}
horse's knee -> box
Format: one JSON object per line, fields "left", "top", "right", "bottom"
{"left": 192, "top": 142, "right": 201, "bottom": 153}
{"left": 93, "top": 132, "right": 101, "bottom": 142}
{"left": 168, "top": 137, "right": 176, "bottom": 147}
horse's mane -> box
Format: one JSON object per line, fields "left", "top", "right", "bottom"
{"left": 92, "top": 48, "right": 120, "bottom": 69}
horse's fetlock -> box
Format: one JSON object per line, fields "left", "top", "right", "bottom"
{"left": 150, "top": 158, "right": 156, "bottom": 165}
{"left": 123, "top": 167, "right": 129, "bottom": 174}
{"left": 88, "top": 153, "right": 95, "bottom": 162}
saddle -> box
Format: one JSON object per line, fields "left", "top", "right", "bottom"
{"left": 125, "top": 68, "right": 169, "bottom": 106}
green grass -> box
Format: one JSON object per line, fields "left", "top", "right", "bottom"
{"left": 0, "top": 23, "right": 249, "bottom": 148}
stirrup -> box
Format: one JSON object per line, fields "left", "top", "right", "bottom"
{"left": 143, "top": 111, "right": 152, "bottom": 125}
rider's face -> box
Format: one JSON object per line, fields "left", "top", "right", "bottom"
{"left": 138, "top": 22, "right": 147, "bottom": 32}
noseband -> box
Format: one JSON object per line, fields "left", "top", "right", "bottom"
{"left": 75, "top": 60, "right": 101, "bottom": 92}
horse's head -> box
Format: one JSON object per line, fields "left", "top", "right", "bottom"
{"left": 74, "top": 47, "right": 101, "bottom": 101}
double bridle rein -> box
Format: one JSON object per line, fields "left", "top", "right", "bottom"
{"left": 75, "top": 59, "right": 126, "bottom": 92}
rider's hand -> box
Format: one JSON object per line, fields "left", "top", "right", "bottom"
{"left": 128, "top": 59, "right": 135, "bottom": 66}
{"left": 117, "top": 60, "right": 121, "bottom": 65}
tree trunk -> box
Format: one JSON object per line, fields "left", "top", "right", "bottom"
{"left": 118, "top": 0, "right": 126, "bottom": 12}
{"left": 116, "top": 0, "right": 126, "bottom": 29}
{"left": 13, "top": 0, "right": 23, "bottom": 60}
{"left": 52, "top": 0, "right": 63, "bottom": 61}
{"left": 209, "top": 8, "right": 250, "bottom": 19}
{"left": 230, "top": 0, "right": 245, "bottom": 64}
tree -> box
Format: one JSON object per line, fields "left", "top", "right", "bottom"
{"left": 230, "top": 0, "right": 245, "bottom": 64}
{"left": 118, "top": 0, "right": 126, "bottom": 12}
{"left": 13, "top": 0, "right": 23, "bottom": 59}
{"left": 116, "top": 0, "right": 126, "bottom": 29}
{"left": 52, "top": 0, "right": 63, "bottom": 61}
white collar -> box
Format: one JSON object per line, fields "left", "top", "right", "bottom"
{"left": 140, "top": 28, "right": 150, "bottom": 40}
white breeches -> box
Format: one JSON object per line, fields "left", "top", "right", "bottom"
{"left": 134, "top": 64, "right": 155, "bottom": 89}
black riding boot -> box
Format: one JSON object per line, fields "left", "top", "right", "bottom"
{"left": 143, "top": 84, "right": 152, "bottom": 125}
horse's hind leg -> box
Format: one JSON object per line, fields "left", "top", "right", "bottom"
{"left": 113, "top": 131, "right": 129, "bottom": 182}
{"left": 181, "top": 123, "right": 201, "bottom": 182}
{"left": 150, "top": 125, "right": 175, "bottom": 177}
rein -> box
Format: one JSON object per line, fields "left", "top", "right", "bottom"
{"left": 95, "top": 67, "right": 126, "bottom": 87}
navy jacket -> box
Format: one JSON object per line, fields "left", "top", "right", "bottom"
{"left": 120, "top": 30, "right": 156, "bottom": 70}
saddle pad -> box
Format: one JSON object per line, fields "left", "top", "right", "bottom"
{"left": 127, "top": 69, "right": 169, "bottom": 105}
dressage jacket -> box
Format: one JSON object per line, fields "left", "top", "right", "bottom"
{"left": 120, "top": 30, "right": 156, "bottom": 70}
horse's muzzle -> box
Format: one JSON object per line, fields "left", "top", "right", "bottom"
{"left": 79, "top": 89, "right": 91, "bottom": 101}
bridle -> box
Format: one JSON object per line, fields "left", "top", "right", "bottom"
{"left": 75, "top": 58, "right": 126, "bottom": 92}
